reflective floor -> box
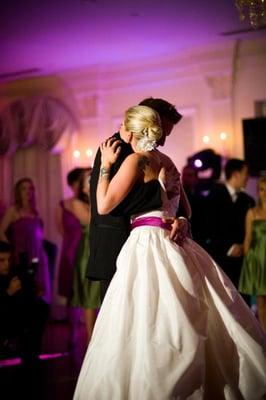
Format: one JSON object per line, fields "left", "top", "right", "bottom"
{"left": 0, "top": 320, "right": 87, "bottom": 400}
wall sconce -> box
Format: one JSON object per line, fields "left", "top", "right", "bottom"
{"left": 202, "top": 135, "right": 210, "bottom": 144}
{"left": 219, "top": 131, "right": 229, "bottom": 157}
{"left": 73, "top": 148, "right": 94, "bottom": 159}
{"left": 220, "top": 132, "right": 227, "bottom": 141}
{"left": 73, "top": 150, "right": 81, "bottom": 158}
{"left": 86, "top": 148, "right": 93, "bottom": 157}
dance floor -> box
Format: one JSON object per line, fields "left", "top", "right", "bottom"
{"left": 0, "top": 304, "right": 259, "bottom": 400}
{"left": 0, "top": 320, "right": 87, "bottom": 400}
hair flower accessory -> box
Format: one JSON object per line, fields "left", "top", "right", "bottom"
{"left": 136, "top": 137, "right": 157, "bottom": 152}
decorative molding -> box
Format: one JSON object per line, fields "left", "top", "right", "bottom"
{"left": 60, "top": 41, "right": 238, "bottom": 94}
{"left": 58, "top": 38, "right": 266, "bottom": 97}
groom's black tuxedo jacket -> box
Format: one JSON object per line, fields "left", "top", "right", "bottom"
{"left": 206, "top": 182, "right": 255, "bottom": 286}
{"left": 87, "top": 132, "right": 162, "bottom": 281}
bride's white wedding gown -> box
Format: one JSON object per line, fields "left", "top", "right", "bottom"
{"left": 74, "top": 182, "right": 266, "bottom": 400}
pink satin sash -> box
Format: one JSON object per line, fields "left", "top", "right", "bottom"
{"left": 131, "top": 216, "right": 172, "bottom": 231}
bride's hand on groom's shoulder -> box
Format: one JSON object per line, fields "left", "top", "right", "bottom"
{"left": 100, "top": 138, "right": 121, "bottom": 166}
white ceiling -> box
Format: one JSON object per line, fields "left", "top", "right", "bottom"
{"left": 1, "top": 0, "right": 266, "bottom": 80}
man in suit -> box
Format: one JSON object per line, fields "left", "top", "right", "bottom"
{"left": 207, "top": 159, "right": 255, "bottom": 302}
{"left": 87, "top": 98, "right": 188, "bottom": 301}
{"left": 180, "top": 164, "right": 203, "bottom": 242}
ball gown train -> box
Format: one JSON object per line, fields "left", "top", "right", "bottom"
{"left": 74, "top": 195, "right": 266, "bottom": 399}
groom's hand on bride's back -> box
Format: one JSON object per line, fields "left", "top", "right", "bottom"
{"left": 168, "top": 217, "right": 189, "bottom": 246}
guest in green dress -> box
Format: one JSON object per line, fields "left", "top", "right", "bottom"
{"left": 56, "top": 168, "right": 100, "bottom": 345}
{"left": 239, "top": 176, "right": 266, "bottom": 330}
{"left": 70, "top": 168, "right": 101, "bottom": 342}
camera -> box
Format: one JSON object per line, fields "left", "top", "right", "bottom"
{"left": 16, "top": 252, "right": 39, "bottom": 296}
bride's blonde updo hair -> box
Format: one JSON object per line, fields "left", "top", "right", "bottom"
{"left": 124, "top": 105, "right": 162, "bottom": 150}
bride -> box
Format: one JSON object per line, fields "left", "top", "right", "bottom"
{"left": 74, "top": 105, "right": 266, "bottom": 400}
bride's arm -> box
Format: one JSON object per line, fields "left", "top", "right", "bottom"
{"left": 97, "top": 141, "right": 145, "bottom": 214}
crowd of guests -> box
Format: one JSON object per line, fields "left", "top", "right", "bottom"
{"left": 0, "top": 178, "right": 51, "bottom": 364}
{"left": 0, "top": 171, "right": 101, "bottom": 363}
{"left": 181, "top": 159, "right": 266, "bottom": 330}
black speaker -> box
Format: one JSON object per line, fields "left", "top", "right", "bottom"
{"left": 243, "top": 117, "right": 266, "bottom": 177}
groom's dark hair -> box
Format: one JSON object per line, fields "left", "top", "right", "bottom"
{"left": 139, "top": 97, "right": 182, "bottom": 124}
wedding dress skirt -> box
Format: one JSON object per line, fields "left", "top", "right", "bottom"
{"left": 74, "top": 211, "right": 266, "bottom": 400}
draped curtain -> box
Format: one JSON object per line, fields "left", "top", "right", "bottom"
{"left": 0, "top": 95, "right": 79, "bottom": 318}
{"left": 0, "top": 96, "right": 77, "bottom": 155}
{"left": 0, "top": 95, "right": 78, "bottom": 217}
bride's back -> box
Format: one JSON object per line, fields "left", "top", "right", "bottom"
{"left": 134, "top": 150, "right": 162, "bottom": 184}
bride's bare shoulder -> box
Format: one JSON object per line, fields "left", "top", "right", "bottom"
{"left": 125, "top": 152, "right": 151, "bottom": 168}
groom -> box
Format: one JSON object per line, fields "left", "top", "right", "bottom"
{"left": 87, "top": 97, "right": 188, "bottom": 301}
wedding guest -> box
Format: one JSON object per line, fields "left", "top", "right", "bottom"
{"left": 207, "top": 159, "right": 255, "bottom": 299}
{"left": 0, "top": 177, "right": 51, "bottom": 304}
{"left": 56, "top": 168, "right": 100, "bottom": 345}
{"left": 0, "top": 240, "right": 49, "bottom": 365}
{"left": 239, "top": 176, "right": 266, "bottom": 330}
{"left": 181, "top": 164, "right": 207, "bottom": 243}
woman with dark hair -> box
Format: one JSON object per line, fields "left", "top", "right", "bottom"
{"left": 57, "top": 168, "right": 86, "bottom": 300}
{"left": 0, "top": 177, "right": 51, "bottom": 304}
{"left": 56, "top": 168, "right": 100, "bottom": 346}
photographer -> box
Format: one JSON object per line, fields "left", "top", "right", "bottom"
{"left": 0, "top": 241, "right": 49, "bottom": 366}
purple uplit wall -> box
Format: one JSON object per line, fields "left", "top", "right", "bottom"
{"left": 1, "top": 0, "right": 265, "bottom": 77}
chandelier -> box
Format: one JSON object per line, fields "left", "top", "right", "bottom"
{"left": 235, "top": 0, "right": 266, "bottom": 28}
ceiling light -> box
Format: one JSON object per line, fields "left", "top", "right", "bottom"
{"left": 235, "top": 0, "right": 266, "bottom": 28}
